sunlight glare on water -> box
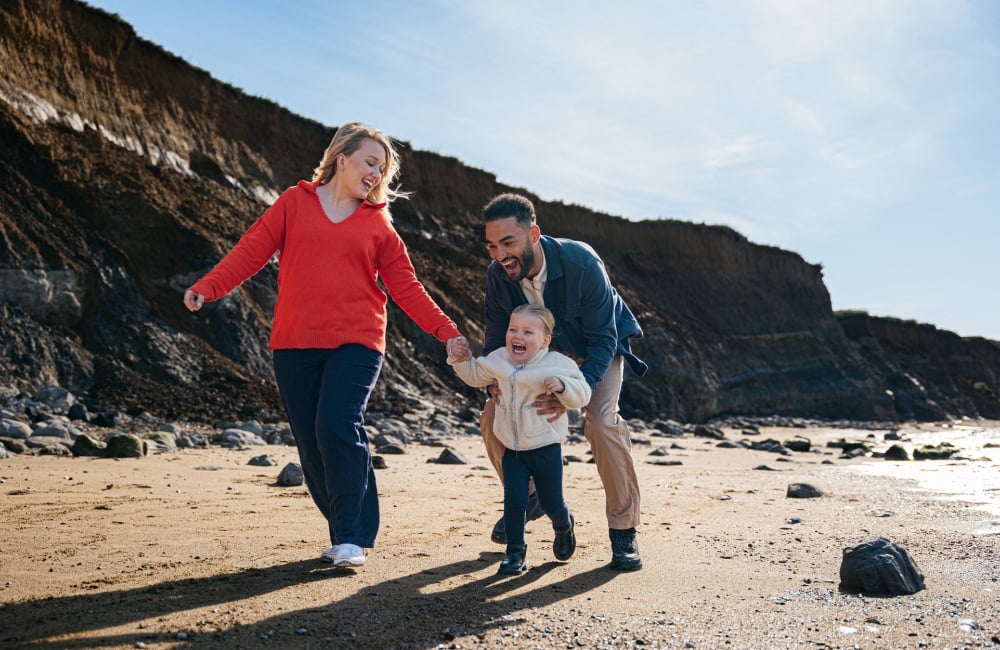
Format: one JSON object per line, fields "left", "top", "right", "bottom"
{"left": 845, "top": 423, "right": 1000, "bottom": 520}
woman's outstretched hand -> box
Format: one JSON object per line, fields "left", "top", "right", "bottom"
{"left": 183, "top": 289, "right": 205, "bottom": 312}
{"left": 446, "top": 336, "right": 470, "bottom": 361}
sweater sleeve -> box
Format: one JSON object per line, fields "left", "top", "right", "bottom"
{"left": 188, "top": 197, "right": 286, "bottom": 301}
{"left": 552, "top": 353, "right": 592, "bottom": 410}
{"left": 448, "top": 356, "right": 497, "bottom": 388}
{"left": 376, "top": 226, "right": 461, "bottom": 342}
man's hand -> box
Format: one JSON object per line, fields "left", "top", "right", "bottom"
{"left": 532, "top": 391, "right": 566, "bottom": 423}
{"left": 487, "top": 381, "right": 502, "bottom": 402}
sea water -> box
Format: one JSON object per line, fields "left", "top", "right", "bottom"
{"left": 844, "top": 421, "right": 1000, "bottom": 526}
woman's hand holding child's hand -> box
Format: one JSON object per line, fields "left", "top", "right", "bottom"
{"left": 446, "top": 336, "right": 470, "bottom": 361}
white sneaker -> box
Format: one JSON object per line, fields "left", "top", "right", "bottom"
{"left": 333, "top": 543, "right": 366, "bottom": 567}
{"left": 320, "top": 546, "right": 340, "bottom": 563}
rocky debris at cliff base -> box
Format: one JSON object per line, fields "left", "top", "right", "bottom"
{"left": 1, "top": 385, "right": 991, "bottom": 480}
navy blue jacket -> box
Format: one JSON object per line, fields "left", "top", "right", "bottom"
{"left": 484, "top": 235, "right": 648, "bottom": 390}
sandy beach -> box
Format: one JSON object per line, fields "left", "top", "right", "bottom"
{"left": 1, "top": 422, "right": 998, "bottom": 649}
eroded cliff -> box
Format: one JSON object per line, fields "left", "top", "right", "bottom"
{"left": 1, "top": 0, "right": 996, "bottom": 423}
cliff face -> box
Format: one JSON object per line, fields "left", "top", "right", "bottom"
{"left": 837, "top": 313, "right": 1000, "bottom": 420}
{"left": 1, "top": 0, "right": 997, "bottom": 423}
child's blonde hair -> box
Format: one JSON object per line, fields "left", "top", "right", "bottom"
{"left": 512, "top": 303, "right": 555, "bottom": 335}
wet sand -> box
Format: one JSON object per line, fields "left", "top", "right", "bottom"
{"left": 1, "top": 423, "right": 998, "bottom": 648}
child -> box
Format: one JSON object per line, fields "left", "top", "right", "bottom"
{"left": 448, "top": 304, "right": 591, "bottom": 574}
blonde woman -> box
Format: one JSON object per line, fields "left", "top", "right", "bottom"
{"left": 184, "top": 123, "right": 464, "bottom": 568}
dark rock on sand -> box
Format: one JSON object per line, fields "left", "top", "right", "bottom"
{"left": 433, "top": 448, "right": 469, "bottom": 465}
{"left": 276, "top": 463, "right": 304, "bottom": 487}
{"left": 786, "top": 483, "right": 823, "bottom": 498}
{"left": 883, "top": 444, "right": 910, "bottom": 461}
{"left": 105, "top": 433, "right": 147, "bottom": 458}
{"left": 71, "top": 434, "right": 107, "bottom": 457}
{"left": 913, "top": 442, "right": 957, "bottom": 460}
{"left": 839, "top": 537, "right": 925, "bottom": 595}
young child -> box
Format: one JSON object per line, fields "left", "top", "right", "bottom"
{"left": 448, "top": 304, "right": 591, "bottom": 574}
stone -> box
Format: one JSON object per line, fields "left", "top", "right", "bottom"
{"left": 751, "top": 439, "right": 791, "bottom": 455}
{"left": 839, "top": 537, "right": 925, "bottom": 595}
{"left": 216, "top": 429, "right": 266, "bottom": 448}
{"left": 786, "top": 483, "right": 823, "bottom": 498}
{"left": 276, "top": 462, "right": 304, "bottom": 486}
{"left": 37, "top": 444, "right": 71, "bottom": 456}
{"left": 67, "top": 403, "right": 89, "bottom": 421}
{"left": 2, "top": 418, "right": 33, "bottom": 439}
{"left": 30, "top": 423, "right": 70, "bottom": 439}
{"left": 90, "top": 411, "right": 119, "bottom": 428}
{"left": 373, "top": 433, "right": 406, "bottom": 452}
{"left": 783, "top": 436, "right": 811, "bottom": 452}
{"left": 376, "top": 443, "right": 406, "bottom": 455}
{"left": 235, "top": 420, "right": 264, "bottom": 435}
{"left": 142, "top": 431, "right": 177, "bottom": 453}
{"left": 177, "top": 432, "right": 211, "bottom": 448}
{"left": 32, "top": 385, "right": 76, "bottom": 413}
{"left": 105, "top": 433, "right": 147, "bottom": 458}
{"left": 1, "top": 437, "right": 27, "bottom": 453}
{"left": 883, "top": 444, "right": 910, "bottom": 461}
{"left": 913, "top": 443, "right": 956, "bottom": 460}
{"left": 433, "top": 448, "right": 469, "bottom": 465}
{"left": 248, "top": 454, "right": 278, "bottom": 467}
{"left": 693, "top": 424, "right": 725, "bottom": 440}
{"left": 71, "top": 434, "right": 107, "bottom": 457}
{"left": 25, "top": 435, "right": 72, "bottom": 449}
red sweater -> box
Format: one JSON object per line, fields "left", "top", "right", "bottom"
{"left": 189, "top": 180, "right": 460, "bottom": 353}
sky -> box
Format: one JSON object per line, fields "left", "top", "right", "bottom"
{"left": 85, "top": 0, "right": 1000, "bottom": 341}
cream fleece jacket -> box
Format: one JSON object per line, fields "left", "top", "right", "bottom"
{"left": 449, "top": 347, "right": 591, "bottom": 451}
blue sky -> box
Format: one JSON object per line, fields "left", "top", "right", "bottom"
{"left": 86, "top": 0, "right": 1000, "bottom": 340}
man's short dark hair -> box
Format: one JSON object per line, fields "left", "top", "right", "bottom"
{"left": 483, "top": 193, "right": 535, "bottom": 227}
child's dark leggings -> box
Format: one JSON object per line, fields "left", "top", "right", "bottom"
{"left": 501, "top": 442, "right": 571, "bottom": 547}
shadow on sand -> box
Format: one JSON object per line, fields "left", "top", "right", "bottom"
{"left": 1, "top": 550, "right": 621, "bottom": 648}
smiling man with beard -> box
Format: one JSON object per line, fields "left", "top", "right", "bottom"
{"left": 477, "top": 193, "right": 648, "bottom": 571}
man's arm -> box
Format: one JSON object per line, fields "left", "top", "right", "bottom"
{"left": 575, "top": 257, "right": 619, "bottom": 390}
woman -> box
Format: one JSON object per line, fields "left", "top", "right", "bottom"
{"left": 184, "top": 122, "right": 464, "bottom": 568}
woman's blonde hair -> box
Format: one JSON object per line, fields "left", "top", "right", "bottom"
{"left": 312, "top": 122, "right": 408, "bottom": 207}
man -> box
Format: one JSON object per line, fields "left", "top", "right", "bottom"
{"left": 478, "top": 193, "right": 648, "bottom": 571}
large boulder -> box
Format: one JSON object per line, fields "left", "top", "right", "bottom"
{"left": 839, "top": 537, "right": 925, "bottom": 595}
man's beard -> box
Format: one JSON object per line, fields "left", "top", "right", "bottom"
{"left": 502, "top": 244, "right": 537, "bottom": 283}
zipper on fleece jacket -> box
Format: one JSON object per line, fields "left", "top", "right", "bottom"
{"left": 508, "top": 365, "right": 524, "bottom": 451}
